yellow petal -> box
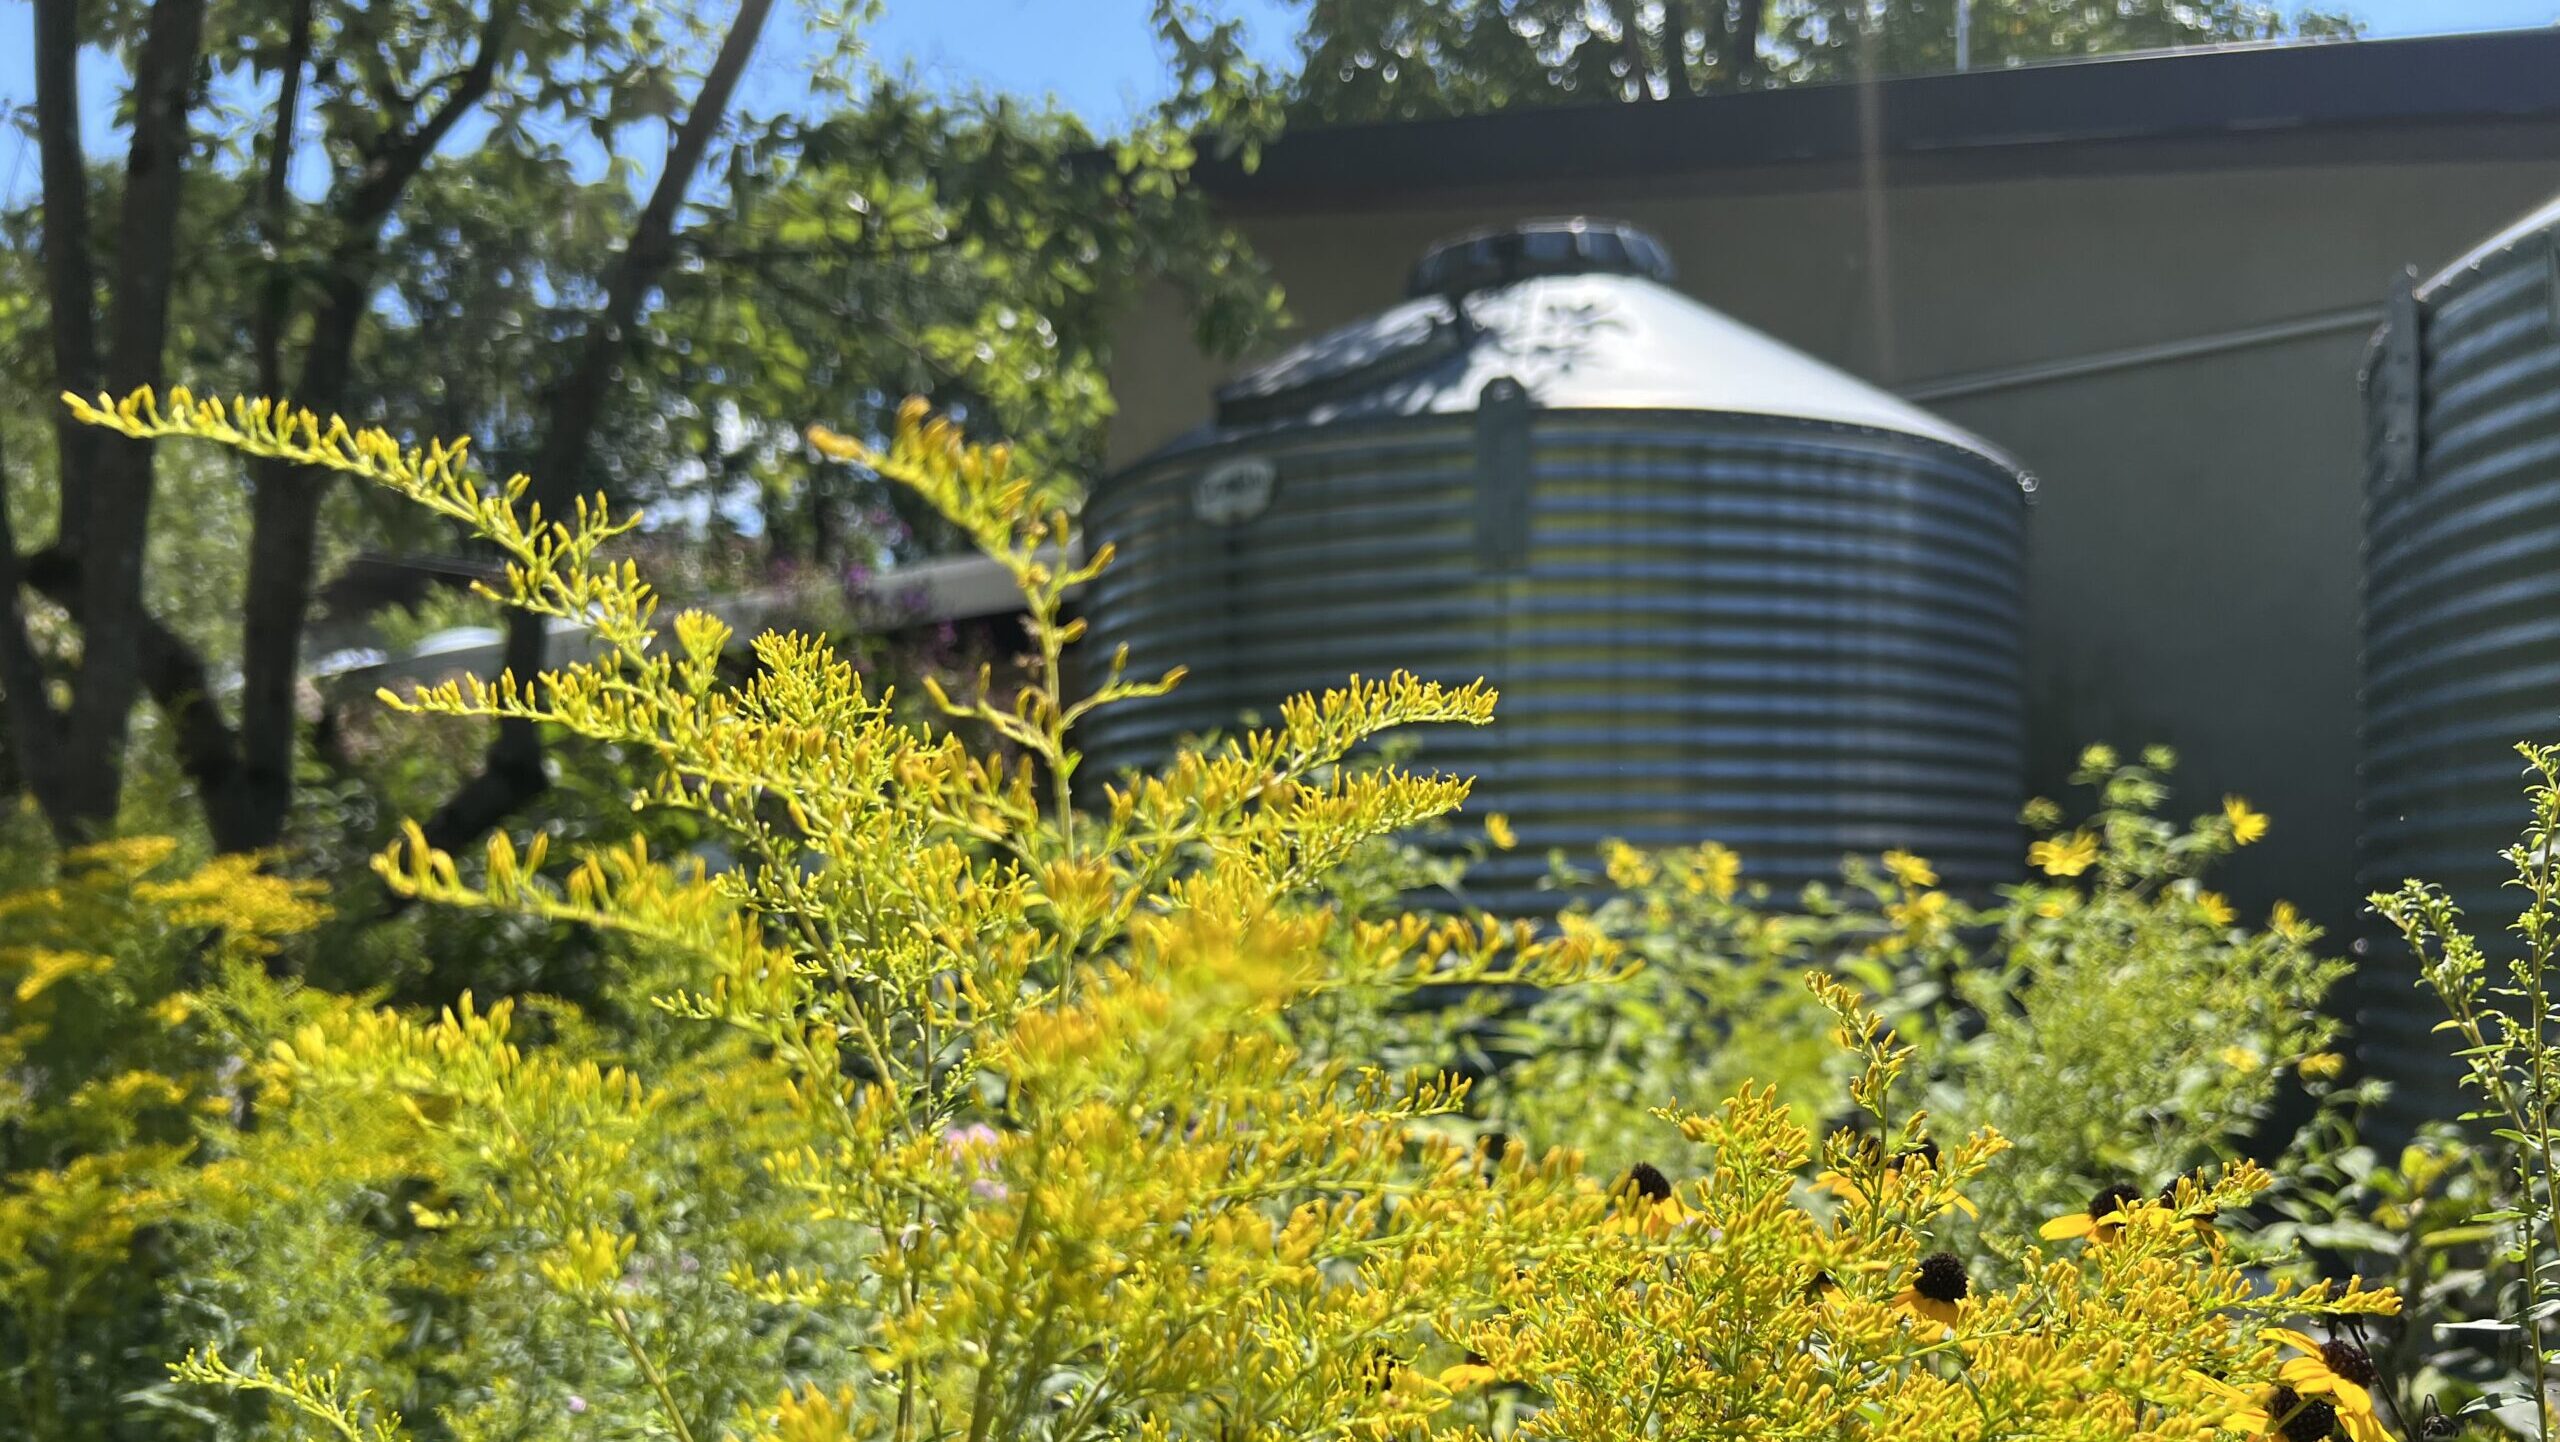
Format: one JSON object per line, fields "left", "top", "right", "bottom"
{"left": 1437, "top": 1363, "right": 1500, "bottom": 1392}
{"left": 2263, "top": 1327, "right": 2326, "bottom": 1357}
{"left": 2040, "top": 1212, "right": 2097, "bottom": 1240}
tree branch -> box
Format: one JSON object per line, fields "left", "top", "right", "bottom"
{"left": 20, "top": 546, "right": 243, "bottom": 844}
{"left": 345, "top": 4, "right": 516, "bottom": 231}
{"left": 422, "top": 0, "right": 779, "bottom": 854}
{"left": 254, "top": 0, "right": 316, "bottom": 399}
{"left": 219, "top": 1, "right": 519, "bottom": 852}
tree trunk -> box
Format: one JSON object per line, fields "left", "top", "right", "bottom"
{"left": 422, "top": 0, "right": 778, "bottom": 855}
{"left": 32, "top": 0, "right": 98, "bottom": 551}
{"left": 30, "top": 0, "right": 210, "bottom": 841}
{"left": 227, "top": 277, "right": 367, "bottom": 850}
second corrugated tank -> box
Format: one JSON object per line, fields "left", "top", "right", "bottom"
{"left": 2362, "top": 193, "right": 2560, "bottom": 1131}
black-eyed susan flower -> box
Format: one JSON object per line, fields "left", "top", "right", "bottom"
{"left": 1894, "top": 1251, "right": 1968, "bottom": 1335}
{"left": 1603, "top": 1160, "right": 1696, "bottom": 1237}
{"left": 2210, "top": 1380, "right": 2342, "bottom": 1442}
{"left": 2040, "top": 1182, "right": 2146, "bottom": 1243}
{"left": 2266, "top": 1329, "right": 2388, "bottom": 1442}
{"left": 1437, "top": 1353, "right": 1499, "bottom": 1391}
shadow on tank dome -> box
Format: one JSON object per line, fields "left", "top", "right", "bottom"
{"left": 1155, "top": 217, "right": 2027, "bottom": 483}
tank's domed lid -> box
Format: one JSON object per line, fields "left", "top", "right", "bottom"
{"left": 1195, "top": 219, "right": 2020, "bottom": 476}
{"left": 2416, "top": 191, "right": 2560, "bottom": 301}
{"left": 1405, "top": 217, "right": 1675, "bottom": 298}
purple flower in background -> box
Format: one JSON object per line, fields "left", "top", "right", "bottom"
{"left": 943, "top": 1123, "right": 1008, "bottom": 1202}
{"left": 567, "top": 1395, "right": 588, "bottom": 1415}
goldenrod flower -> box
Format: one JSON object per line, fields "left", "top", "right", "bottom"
{"left": 2040, "top": 1182, "right": 2146, "bottom": 1243}
{"left": 2029, "top": 830, "right": 2100, "bottom": 877}
{"left": 1814, "top": 1140, "right": 1975, "bottom": 1218}
{"left": 2297, "top": 1052, "right": 2346, "bottom": 1082}
{"left": 1882, "top": 849, "right": 1937, "bottom": 889}
{"left": 1894, "top": 1251, "right": 1968, "bottom": 1335}
{"left": 2159, "top": 1177, "right": 2222, "bottom": 1240}
{"left": 1484, "top": 814, "right": 1516, "bottom": 851}
{"left": 2266, "top": 1329, "right": 2389, "bottom": 1441}
{"left": 2225, "top": 795, "right": 2270, "bottom": 845}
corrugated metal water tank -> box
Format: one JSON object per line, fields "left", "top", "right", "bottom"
{"left": 2361, "top": 194, "right": 2560, "bottom": 1129}
{"left": 1080, "top": 220, "right": 2033, "bottom": 910}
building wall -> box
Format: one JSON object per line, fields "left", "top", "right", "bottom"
{"left": 1105, "top": 156, "right": 2560, "bottom": 928}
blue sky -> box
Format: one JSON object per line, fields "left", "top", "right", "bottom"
{"left": 844, "top": 0, "right": 2559, "bottom": 122}
{"left": 0, "top": 0, "right": 2553, "bottom": 199}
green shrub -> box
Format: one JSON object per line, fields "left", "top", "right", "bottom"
{"left": 12, "top": 388, "right": 2418, "bottom": 1441}
{"left": 1489, "top": 745, "right": 2346, "bottom": 1252}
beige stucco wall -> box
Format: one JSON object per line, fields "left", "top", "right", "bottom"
{"left": 1105, "top": 157, "right": 2560, "bottom": 927}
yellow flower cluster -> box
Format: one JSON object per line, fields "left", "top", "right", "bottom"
{"left": 66, "top": 390, "right": 2406, "bottom": 1442}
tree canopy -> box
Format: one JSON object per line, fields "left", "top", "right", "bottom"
{"left": 1283, "top": 0, "right": 2362, "bottom": 124}
{"left": 0, "top": 0, "right": 1283, "bottom": 858}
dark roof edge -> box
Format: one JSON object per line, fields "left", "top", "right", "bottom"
{"left": 1200, "top": 29, "right": 2560, "bottom": 207}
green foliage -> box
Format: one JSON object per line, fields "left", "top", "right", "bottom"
{"left": 2254, "top": 1114, "right": 2525, "bottom": 1435}
{"left": 1282, "top": 0, "right": 2360, "bottom": 123}
{"left": 0, "top": 836, "right": 326, "bottom": 1440}
{"left": 1485, "top": 744, "right": 2347, "bottom": 1252}
{"left": 2374, "top": 741, "right": 2560, "bottom": 1440}
{"left": 37, "top": 385, "right": 2415, "bottom": 1442}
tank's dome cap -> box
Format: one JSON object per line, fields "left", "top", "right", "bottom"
{"left": 1407, "top": 218, "right": 1674, "bottom": 299}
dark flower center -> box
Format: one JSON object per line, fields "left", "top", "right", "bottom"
{"left": 2320, "top": 1339, "right": 2380, "bottom": 1388}
{"left": 2089, "top": 1182, "right": 2142, "bottom": 1221}
{"left": 1362, "top": 1350, "right": 1399, "bottom": 1393}
{"left": 2271, "top": 1386, "right": 2338, "bottom": 1442}
{"left": 1913, "top": 1251, "right": 1968, "bottom": 1303}
{"left": 1894, "top": 1139, "right": 1941, "bottom": 1169}
{"left": 1623, "top": 1161, "right": 1673, "bottom": 1203}
{"left": 1802, "top": 1269, "right": 1836, "bottom": 1300}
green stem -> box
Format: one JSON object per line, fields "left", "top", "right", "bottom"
{"left": 606, "top": 1305, "right": 699, "bottom": 1442}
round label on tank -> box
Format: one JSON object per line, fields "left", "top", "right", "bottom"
{"left": 1193, "top": 458, "right": 1277, "bottom": 525}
